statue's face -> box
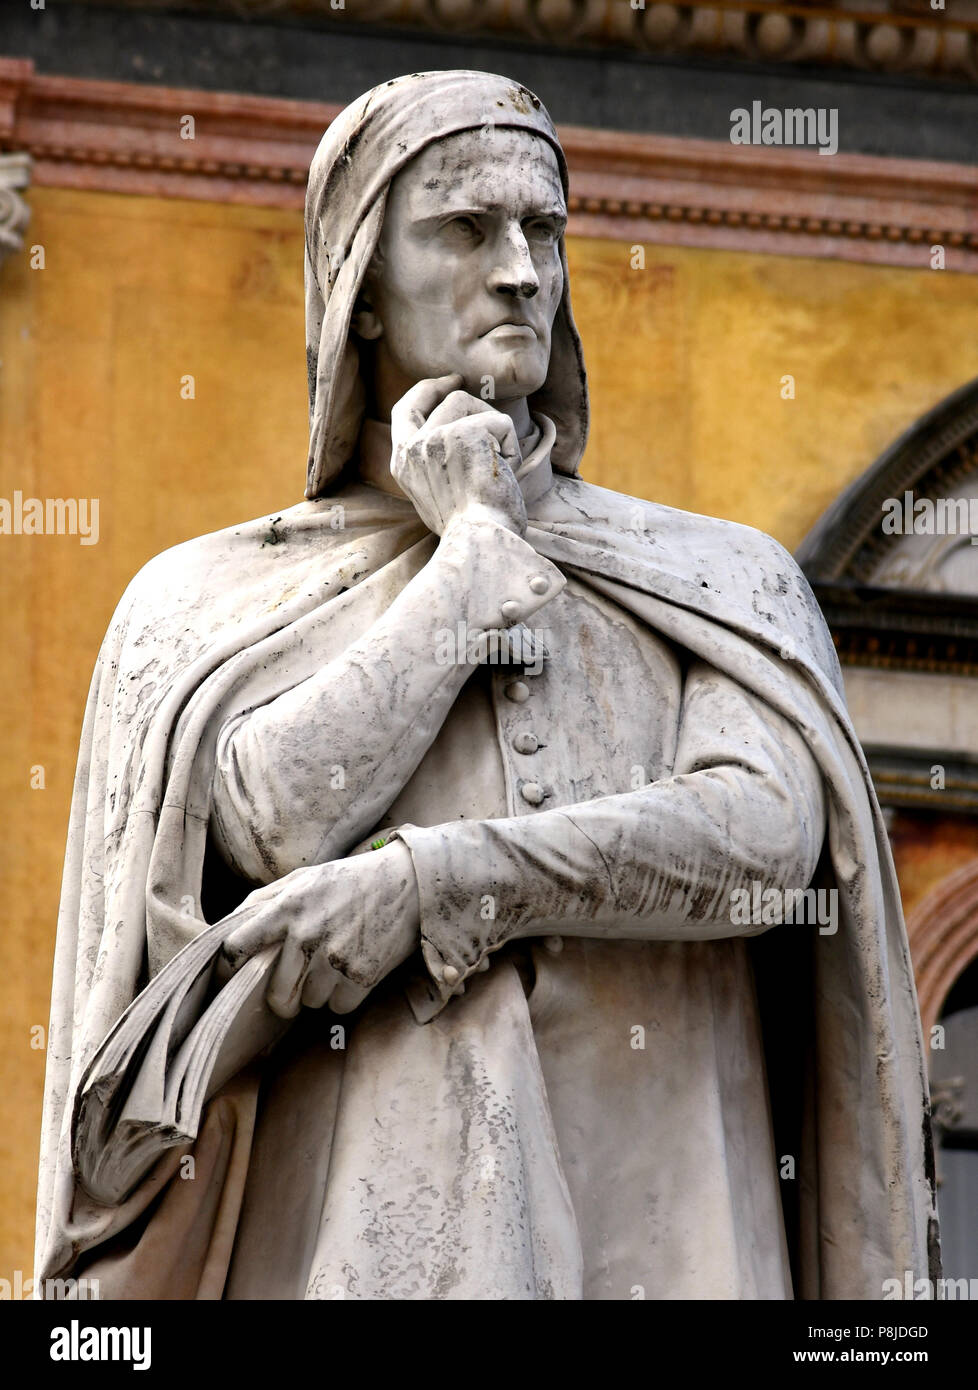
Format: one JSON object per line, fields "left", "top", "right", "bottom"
{"left": 361, "top": 128, "right": 566, "bottom": 407}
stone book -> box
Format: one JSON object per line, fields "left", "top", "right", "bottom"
{"left": 71, "top": 929, "right": 285, "bottom": 1207}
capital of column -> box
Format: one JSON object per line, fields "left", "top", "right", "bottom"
{"left": 0, "top": 152, "right": 32, "bottom": 269}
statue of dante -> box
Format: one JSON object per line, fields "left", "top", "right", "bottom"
{"left": 36, "top": 71, "right": 938, "bottom": 1300}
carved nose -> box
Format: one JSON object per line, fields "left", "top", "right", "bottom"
{"left": 488, "top": 232, "right": 540, "bottom": 299}
{"left": 489, "top": 274, "right": 539, "bottom": 299}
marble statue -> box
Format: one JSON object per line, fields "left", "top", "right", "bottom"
{"left": 36, "top": 71, "right": 939, "bottom": 1300}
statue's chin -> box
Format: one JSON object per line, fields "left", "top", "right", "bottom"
{"left": 453, "top": 347, "right": 550, "bottom": 404}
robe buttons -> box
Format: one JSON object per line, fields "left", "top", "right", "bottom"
{"left": 528, "top": 575, "right": 549, "bottom": 595}
{"left": 504, "top": 680, "right": 531, "bottom": 703}
{"left": 520, "top": 781, "right": 546, "bottom": 805}
{"left": 500, "top": 600, "right": 521, "bottom": 623}
{"left": 475, "top": 957, "right": 490, "bottom": 973}
{"left": 513, "top": 731, "right": 539, "bottom": 754}
{"left": 543, "top": 936, "right": 563, "bottom": 955}
{"left": 442, "top": 965, "right": 460, "bottom": 986}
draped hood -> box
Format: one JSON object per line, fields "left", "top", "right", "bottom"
{"left": 303, "top": 69, "right": 588, "bottom": 496}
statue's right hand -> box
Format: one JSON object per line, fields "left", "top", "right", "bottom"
{"left": 390, "top": 375, "right": 527, "bottom": 538}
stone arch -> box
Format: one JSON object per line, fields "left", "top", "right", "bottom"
{"left": 795, "top": 377, "right": 978, "bottom": 813}
{"left": 906, "top": 860, "right": 978, "bottom": 1038}
{"left": 798, "top": 373, "right": 978, "bottom": 594}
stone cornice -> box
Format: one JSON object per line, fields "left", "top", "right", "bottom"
{"left": 813, "top": 584, "right": 978, "bottom": 677}
{"left": 51, "top": 0, "right": 978, "bottom": 84}
{"left": 1, "top": 58, "right": 976, "bottom": 270}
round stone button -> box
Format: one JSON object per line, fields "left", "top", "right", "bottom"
{"left": 543, "top": 935, "right": 563, "bottom": 955}
{"left": 504, "top": 680, "right": 530, "bottom": 703}
{"left": 520, "top": 781, "right": 545, "bottom": 805}
{"left": 513, "top": 731, "right": 539, "bottom": 754}
{"left": 442, "top": 965, "right": 460, "bottom": 986}
{"left": 529, "top": 575, "right": 549, "bottom": 595}
{"left": 500, "top": 600, "right": 521, "bottom": 622}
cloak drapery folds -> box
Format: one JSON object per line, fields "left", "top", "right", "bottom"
{"left": 35, "top": 70, "right": 939, "bottom": 1298}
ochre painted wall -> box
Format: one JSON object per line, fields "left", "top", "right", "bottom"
{"left": 3, "top": 186, "right": 978, "bottom": 1285}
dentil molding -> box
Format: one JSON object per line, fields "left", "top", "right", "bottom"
{"left": 51, "top": 0, "right": 978, "bottom": 85}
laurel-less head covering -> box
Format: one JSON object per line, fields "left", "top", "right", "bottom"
{"left": 303, "top": 70, "right": 589, "bottom": 498}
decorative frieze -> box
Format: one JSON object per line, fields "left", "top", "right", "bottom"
{"left": 1, "top": 59, "right": 976, "bottom": 271}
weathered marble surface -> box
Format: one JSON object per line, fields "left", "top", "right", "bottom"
{"left": 36, "top": 71, "right": 937, "bottom": 1300}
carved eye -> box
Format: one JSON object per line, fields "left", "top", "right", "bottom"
{"left": 445, "top": 215, "right": 479, "bottom": 240}
{"left": 523, "top": 217, "right": 559, "bottom": 242}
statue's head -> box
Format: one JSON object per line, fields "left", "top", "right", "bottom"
{"left": 352, "top": 127, "right": 565, "bottom": 429}
{"left": 303, "top": 71, "right": 588, "bottom": 498}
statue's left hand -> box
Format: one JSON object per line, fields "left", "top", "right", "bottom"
{"left": 219, "top": 841, "right": 421, "bottom": 1019}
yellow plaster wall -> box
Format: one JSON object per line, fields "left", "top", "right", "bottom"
{"left": 3, "top": 186, "right": 978, "bottom": 1285}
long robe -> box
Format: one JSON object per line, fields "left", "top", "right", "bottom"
{"left": 35, "top": 434, "right": 939, "bottom": 1298}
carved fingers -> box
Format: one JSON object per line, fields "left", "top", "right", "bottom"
{"left": 390, "top": 377, "right": 526, "bottom": 537}
{"left": 390, "top": 373, "right": 463, "bottom": 441}
{"left": 219, "top": 848, "right": 419, "bottom": 1020}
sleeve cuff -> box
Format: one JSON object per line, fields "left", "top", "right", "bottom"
{"left": 437, "top": 516, "right": 566, "bottom": 632}
{"left": 390, "top": 822, "right": 501, "bottom": 1024}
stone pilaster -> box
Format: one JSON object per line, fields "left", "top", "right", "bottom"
{"left": 0, "top": 151, "right": 31, "bottom": 270}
